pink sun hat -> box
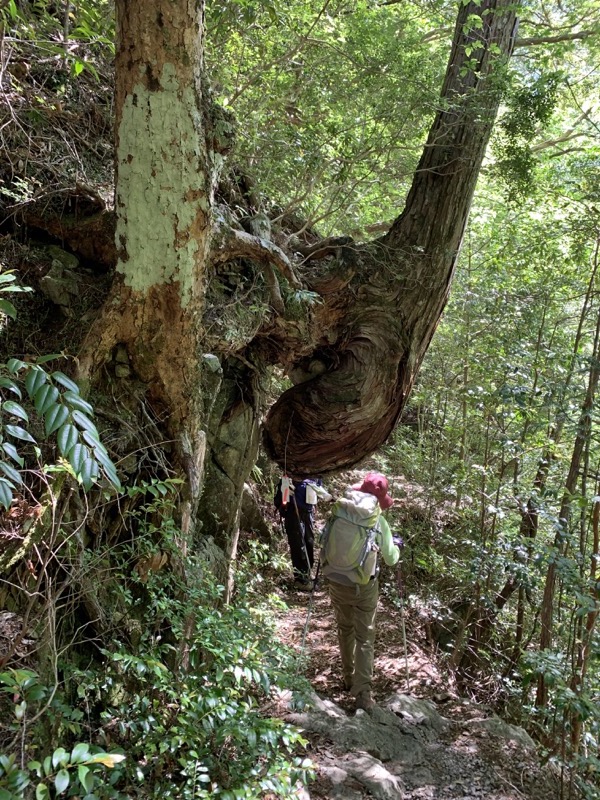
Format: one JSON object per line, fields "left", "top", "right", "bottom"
{"left": 352, "top": 471, "right": 394, "bottom": 510}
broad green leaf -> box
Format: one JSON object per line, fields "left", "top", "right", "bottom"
{"left": 7, "top": 358, "right": 27, "bottom": 375}
{"left": 67, "top": 443, "right": 89, "bottom": 474}
{"left": 34, "top": 384, "right": 59, "bottom": 415}
{"left": 54, "top": 769, "right": 70, "bottom": 795}
{"left": 77, "top": 764, "right": 94, "bottom": 792}
{"left": 71, "top": 743, "right": 90, "bottom": 763}
{"left": 0, "top": 461, "right": 22, "bottom": 485}
{"left": 35, "top": 783, "right": 49, "bottom": 800}
{"left": 78, "top": 458, "right": 99, "bottom": 490}
{"left": 51, "top": 371, "right": 80, "bottom": 394}
{"left": 52, "top": 748, "right": 67, "bottom": 769}
{"left": 82, "top": 429, "right": 105, "bottom": 451}
{"left": 0, "top": 298, "right": 17, "bottom": 319}
{"left": 44, "top": 404, "right": 69, "bottom": 436}
{"left": 5, "top": 424, "right": 36, "bottom": 443}
{"left": 2, "top": 400, "right": 28, "bottom": 422}
{"left": 24, "top": 367, "right": 47, "bottom": 398}
{"left": 0, "top": 479, "right": 13, "bottom": 510}
{"left": 0, "top": 273, "right": 17, "bottom": 285}
{"left": 93, "top": 450, "right": 122, "bottom": 490}
{"left": 2, "top": 443, "right": 24, "bottom": 466}
{"left": 0, "top": 377, "right": 22, "bottom": 398}
{"left": 57, "top": 423, "right": 78, "bottom": 456}
{"left": 72, "top": 410, "right": 98, "bottom": 435}
{"left": 63, "top": 391, "right": 93, "bottom": 415}
{"left": 104, "top": 470, "right": 122, "bottom": 492}
{"left": 34, "top": 353, "right": 63, "bottom": 365}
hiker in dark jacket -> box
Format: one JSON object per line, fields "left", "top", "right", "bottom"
{"left": 275, "top": 477, "right": 331, "bottom": 591}
{"left": 322, "top": 471, "right": 400, "bottom": 711}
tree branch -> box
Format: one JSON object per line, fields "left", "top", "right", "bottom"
{"left": 212, "top": 224, "right": 300, "bottom": 287}
{"left": 516, "top": 29, "right": 600, "bottom": 47}
{"left": 532, "top": 110, "right": 591, "bottom": 152}
{"left": 294, "top": 235, "right": 354, "bottom": 262}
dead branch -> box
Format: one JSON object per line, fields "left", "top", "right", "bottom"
{"left": 294, "top": 235, "right": 354, "bottom": 262}
{"left": 211, "top": 215, "right": 301, "bottom": 289}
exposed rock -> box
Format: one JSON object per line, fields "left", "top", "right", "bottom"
{"left": 45, "top": 244, "right": 79, "bottom": 271}
{"left": 239, "top": 482, "right": 272, "bottom": 540}
{"left": 39, "top": 257, "right": 80, "bottom": 313}
{"left": 284, "top": 689, "right": 556, "bottom": 800}
{"left": 386, "top": 693, "right": 449, "bottom": 735}
{"left": 114, "top": 344, "right": 129, "bottom": 364}
{"left": 202, "top": 353, "right": 222, "bottom": 374}
{"left": 465, "top": 715, "right": 536, "bottom": 749}
{"left": 345, "top": 753, "right": 405, "bottom": 799}
{"left": 290, "top": 692, "right": 440, "bottom": 761}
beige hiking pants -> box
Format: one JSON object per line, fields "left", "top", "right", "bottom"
{"left": 327, "top": 578, "right": 379, "bottom": 697}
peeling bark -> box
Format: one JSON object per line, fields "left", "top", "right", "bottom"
{"left": 77, "top": 0, "right": 218, "bottom": 544}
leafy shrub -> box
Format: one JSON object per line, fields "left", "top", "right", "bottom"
{"left": 0, "top": 669, "right": 125, "bottom": 800}
{"left": 82, "top": 491, "right": 314, "bottom": 798}
{"left": 0, "top": 484, "right": 313, "bottom": 799}
{"left": 0, "top": 270, "right": 121, "bottom": 508}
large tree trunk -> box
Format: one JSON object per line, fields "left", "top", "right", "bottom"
{"left": 75, "top": 0, "right": 286, "bottom": 555}
{"left": 77, "top": 0, "right": 222, "bottom": 544}
{"left": 263, "top": 0, "right": 520, "bottom": 477}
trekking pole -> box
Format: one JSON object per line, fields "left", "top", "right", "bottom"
{"left": 292, "top": 495, "right": 314, "bottom": 582}
{"left": 299, "top": 556, "right": 321, "bottom": 657}
{"left": 396, "top": 558, "right": 410, "bottom": 692}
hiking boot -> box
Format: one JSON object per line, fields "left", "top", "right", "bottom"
{"left": 355, "top": 691, "right": 375, "bottom": 711}
{"left": 293, "top": 579, "right": 313, "bottom": 592}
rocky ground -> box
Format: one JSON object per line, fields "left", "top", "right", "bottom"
{"left": 270, "top": 576, "right": 563, "bottom": 800}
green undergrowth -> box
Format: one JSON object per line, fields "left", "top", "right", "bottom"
{"left": 0, "top": 486, "right": 314, "bottom": 799}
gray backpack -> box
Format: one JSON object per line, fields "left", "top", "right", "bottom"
{"left": 321, "top": 492, "right": 381, "bottom": 585}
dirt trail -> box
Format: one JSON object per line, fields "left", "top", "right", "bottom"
{"left": 272, "top": 576, "right": 562, "bottom": 800}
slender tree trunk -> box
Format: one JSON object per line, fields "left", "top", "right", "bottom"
{"left": 569, "top": 498, "right": 600, "bottom": 759}
{"left": 474, "top": 251, "right": 600, "bottom": 648}
{"left": 537, "top": 303, "right": 600, "bottom": 707}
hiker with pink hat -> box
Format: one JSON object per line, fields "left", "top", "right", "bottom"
{"left": 320, "top": 471, "right": 400, "bottom": 711}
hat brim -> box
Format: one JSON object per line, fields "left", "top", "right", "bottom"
{"left": 379, "top": 494, "right": 394, "bottom": 511}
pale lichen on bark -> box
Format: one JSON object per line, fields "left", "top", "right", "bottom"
{"left": 115, "top": 62, "right": 210, "bottom": 307}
